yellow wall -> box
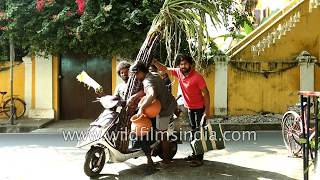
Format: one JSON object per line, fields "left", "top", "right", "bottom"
{"left": 227, "top": 0, "right": 320, "bottom": 115}
{"left": 0, "top": 61, "right": 25, "bottom": 118}
{"left": 228, "top": 65, "right": 300, "bottom": 115}
{"left": 204, "top": 66, "right": 215, "bottom": 115}
{"left": 315, "top": 65, "right": 320, "bottom": 91}
{"left": 233, "top": 1, "right": 320, "bottom": 61}
{"left": 52, "top": 55, "right": 60, "bottom": 120}
{"left": 170, "top": 74, "right": 178, "bottom": 98}
{"left": 112, "top": 56, "right": 117, "bottom": 93}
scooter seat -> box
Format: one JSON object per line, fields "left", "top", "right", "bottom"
{"left": 128, "top": 147, "right": 142, "bottom": 153}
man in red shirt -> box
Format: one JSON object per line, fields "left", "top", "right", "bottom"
{"left": 153, "top": 55, "right": 210, "bottom": 167}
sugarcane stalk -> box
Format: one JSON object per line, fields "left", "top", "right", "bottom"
{"left": 115, "top": 32, "right": 161, "bottom": 153}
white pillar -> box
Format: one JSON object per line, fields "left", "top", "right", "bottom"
{"left": 300, "top": 62, "right": 314, "bottom": 91}
{"left": 297, "top": 51, "right": 315, "bottom": 91}
{"left": 22, "top": 56, "right": 32, "bottom": 116}
{"left": 214, "top": 56, "right": 228, "bottom": 116}
{"left": 28, "top": 54, "right": 54, "bottom": 119}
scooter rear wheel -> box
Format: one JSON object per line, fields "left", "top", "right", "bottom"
{"left": 157, "top": 141, "right": 178, "bottom": 160}
{"left": 84, "top": 146, "right": 106, "bottom": 177}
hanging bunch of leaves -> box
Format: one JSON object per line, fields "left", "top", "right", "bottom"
{"left": 147, "top": 0, "right": 250, "bottom": 70}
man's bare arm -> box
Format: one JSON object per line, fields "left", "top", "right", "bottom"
{"left": 152, "top": 59, "right": 168, "bottom": 73}
{"left": 201, "top": 87, "right": 211, "bottom": 119}
{"left": 138, "top": 87, "right": 156, "bottom": 115}
{"left": 127, "top": 89, "right": 145, "bottom": 107}
{"left": 140, "top": 87, "right": 155, "bottom": 108}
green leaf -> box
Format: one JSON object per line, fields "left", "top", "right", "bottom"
{"left": 299, "top": 138, "right": 307, "bottom": 144}
{"left": 243, "top": 21, "right": 253, "bottom": 35}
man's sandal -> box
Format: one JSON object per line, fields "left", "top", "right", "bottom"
{"left": 190, "top": 160, "right": 203, "bottom": 167}
{"left": 184, "top": 155, "right": 197, "bottom": 161}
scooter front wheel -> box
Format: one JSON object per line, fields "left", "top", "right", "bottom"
{"left": 84, "top": 146, "right": 106, "bottom": 177}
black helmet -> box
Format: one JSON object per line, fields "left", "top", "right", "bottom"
{"left": 129, "top": 61, "right": 149, "bottom": 74}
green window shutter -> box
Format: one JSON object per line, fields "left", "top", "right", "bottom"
{"left": 0, "top": 45, "right": 9, "bottom": 61}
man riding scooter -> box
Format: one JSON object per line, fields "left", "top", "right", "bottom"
{"left": 76, "top": 62, "right": 178, "bottom": 177}
{"left": 129, "top": 61, "right": 177, "bottom": 172}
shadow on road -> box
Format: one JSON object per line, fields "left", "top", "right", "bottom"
{"left": 93, "top": 159, "right": 296, "bottom": 180}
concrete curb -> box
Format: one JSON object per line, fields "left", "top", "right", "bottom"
{"left": 0, "top": 118, "right": 54, "bottom": 133}
{"left": 221, "top": 123, "right": 281, "bottom": 131}
{"left": 176, "top": 123, "right": 281, "bottom": 131}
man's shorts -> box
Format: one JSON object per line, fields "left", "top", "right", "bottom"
{"left": 156, "top": 115, "right": 171, "bottom": 130}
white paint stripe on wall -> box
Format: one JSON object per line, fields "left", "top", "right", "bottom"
{"left": 22, "top": 56, "right": 32, "bottom": 115}
{"left": 35, "top": 55, "right": 53, "bottom": 109}
{"left": 300, "top": 62, "right": 314, "bottom": 91}
{"left": 214, "top": 61, "right": 228, "bottom": 116}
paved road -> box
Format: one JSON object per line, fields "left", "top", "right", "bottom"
{"left": 0, "top": 131, "right": 306, "bottom": 180}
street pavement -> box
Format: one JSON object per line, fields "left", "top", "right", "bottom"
{"left": 0, "top": 130, "right": 310, "bottom": 180}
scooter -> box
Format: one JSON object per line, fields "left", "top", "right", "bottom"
{"left": 76, "top": 95, "right": 178, "bottom": 178}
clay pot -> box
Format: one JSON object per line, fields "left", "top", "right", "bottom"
{"left": 138, "top": 96, "right": 161, "bottom": 118}
{"left": 130, "top": 114, "right": 152, "bottom": 136}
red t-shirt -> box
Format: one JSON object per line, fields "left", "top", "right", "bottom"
{"left": 169, "top": 68, "right": 207, "bottom": 109}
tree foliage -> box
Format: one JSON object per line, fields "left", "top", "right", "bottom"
{"left": 145, "top": 0, "right": 252, "bottom": 69}
{"left": 0, "top": 0, "right": 251, "bottom": 63}
{"left": 0, "top": 0, "right": 164, "bottom": 59}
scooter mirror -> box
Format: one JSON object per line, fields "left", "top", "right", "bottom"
{"left": 98, "top": 95, "right": 120, "bottom": 109}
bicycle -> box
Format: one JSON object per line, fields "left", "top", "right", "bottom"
{"left": 0, "top": 91, "right": 26, "bottom": 119}
{"left": 281, "top": 98, "right": 318, "bottom": 158}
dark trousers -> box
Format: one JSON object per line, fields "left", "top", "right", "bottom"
{"left": 138, "top": 117, "right": 156, "bottom": 156}
{"left": 188, "top": 107, "right": 205, "bottom": 160}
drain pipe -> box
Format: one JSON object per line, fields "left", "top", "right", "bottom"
{"left": 9, "top": 38, "right": 16, "bottom": 125}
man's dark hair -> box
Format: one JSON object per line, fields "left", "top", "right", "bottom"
{"left": 130, "top": 61, "right": 149, "bottom": 74}
{"left": 149, "top": 64, "right": 158, "bottom": 72}
{"left": 116, "top": 61, "right": 131, "bottom": 76}
{"left": 176, "top": 55, "right": 193, "bottom": 65}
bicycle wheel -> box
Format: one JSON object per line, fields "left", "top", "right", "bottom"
{"left": 282, "top": 111, "right": 302, "bottom": 156}
{"left": 3, "top": 98, "right": 26, "bottom": 119}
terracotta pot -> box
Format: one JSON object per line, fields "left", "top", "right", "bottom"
{"left": 130, "top": 114, "right": 152, "bottom": 136}
{"left": 138, "top": 96, "right": 161, "bottom": 118}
